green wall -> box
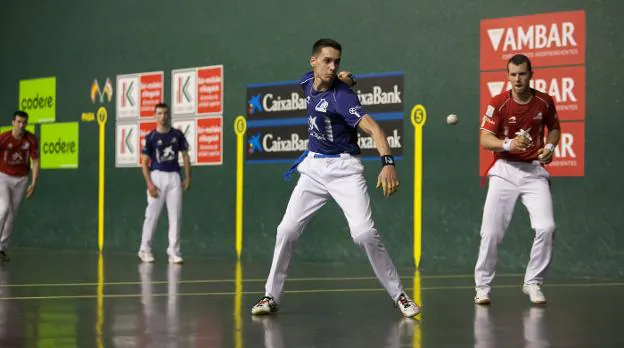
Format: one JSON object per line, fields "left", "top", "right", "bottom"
{"left": 1, "top": 0, "right": 622, "bottom": 277}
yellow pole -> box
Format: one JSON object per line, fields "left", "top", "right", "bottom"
{"left": 412, "top": 270, "right": 422, "bottom": 347}
{"left": 233, "top": 116, "right": 247, "bottom": 259}
{"left": 96, "top": 107, "right": 108, "bottom": 253}
{"left": 96, "top": 253, "right": 104, "bottom": 348}
{"left": 410, "top": 105, "right": 427, "bottom": 269}
{"left": 234, "top": 260, "right": 243, "bottom": 348}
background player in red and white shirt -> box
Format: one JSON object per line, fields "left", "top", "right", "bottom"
{"left": 474, "top": 54, "right": 561, "bottom": 305}
{"left": 0, "top": 111, "right": 40, "bottom": 261}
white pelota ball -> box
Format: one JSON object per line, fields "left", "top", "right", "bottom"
{"left": 446, "top": 114, "right": 458, "bottom": 125}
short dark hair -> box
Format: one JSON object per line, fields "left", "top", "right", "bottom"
{"left": 12, "top": 110, "right": 28, "bottom": 120}
{"left": 154, "top": 103, "right": 169, "bottom": 111}
{"left": 312, "top": 38, "right": 342, "bottom": 55}
{"left": 507, "top": 54, "right": 532, "bottom": 72}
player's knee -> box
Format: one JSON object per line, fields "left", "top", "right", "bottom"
{"left": 480, "top": 228, "right": 505, "bottom": 244}
{"left": 536, "top": 222, "right": 556, "bottom": 239}
{"left": 0, "top": 203, "right": 9, "bottom": 218}
{"left": 276, "top": 219, "right": 303, "bottom": 242}
{"left": 352, "top": 228, "right": 380, "bottom": 246}
{"left": 143, "top": 213, "right": 157, "bottom": 223}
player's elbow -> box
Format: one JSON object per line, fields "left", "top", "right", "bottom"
{"left": 367, "top": 121, "right": 385, "bottom": 139}
{"left": 357, "top": 115, "right": 380, "bottom": 136}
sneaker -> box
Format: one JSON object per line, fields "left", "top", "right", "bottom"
{"left": 522, "top": 284, "right": 546, "bottom": 304}
{"left": 138, "top": 250, "right": 155, "bottom": 263}
{"left": 251, "top": 296, "right": 279, "bottom": 315}
{"left": 474, "top": 290, "right": 491, "bottom": 305}
{"left": 395, "top": 293, "right": 420, "bottom": 318}
{"left": 168, "top": 254, "right": 184, "bottom": 264}
{"left": 0, "top": 251, "right": 9, "bottom": 262}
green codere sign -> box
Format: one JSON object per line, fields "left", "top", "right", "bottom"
{"left": 40, "top": 122, "right": 79, "bottom": 169}
{"left": 0, "top": 125, "right": 35, "bottom": 134}
{"left": 18, "top": 77, "right": 56, "bottom": 124}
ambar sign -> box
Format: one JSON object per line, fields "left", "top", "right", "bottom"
{"left": 480, "top": 10, "right": 585, "bottom": 69}
{"left": 40, "top": 122, "right": 79, "bottom": 169}
{"left": 19, "top": 77, "right": 56, "bottom": 124}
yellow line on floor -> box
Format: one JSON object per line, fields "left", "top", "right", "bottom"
{"left": 0, "top": 281, "right": 622, "bottom": 301}
{"left": 0, "top": 274, "right": 525, "bottom": 288}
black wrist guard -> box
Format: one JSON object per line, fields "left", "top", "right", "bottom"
{"left": 381, "top": 155, "right": 395, "bottom": 167}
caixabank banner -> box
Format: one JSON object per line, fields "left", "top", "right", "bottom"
{"left": 479, "top": 10, "right": 586, "bottom": 177}
{"left": 245, "top": 72, "right": 404, "bottom": 162}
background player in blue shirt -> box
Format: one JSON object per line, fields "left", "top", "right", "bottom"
{"left": 251, "top": 38, "right": 420, "bottom": 318}
{"left": 138, "top": 103, "right": 191, "bottom": 264}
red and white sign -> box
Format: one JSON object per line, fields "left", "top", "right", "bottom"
{"left": 171, "top": 65, "right": 223, "bottom": 116}
{"left": 139, "top": 121, "right": 158, "bottom": 164}
{"left": 140, "top": 72, "right": 164, "bottom": 118}
{"left": 116, "top": 72, "right": 163, "bottom": 119}
{"left": 171, "top": 69, "right": 197, "bottom": 115}
{"left": 115, "top": 123, "right": 139, "bottom": 167}
{"left": 197, "top": 66, "right": 223, "bottom": 115}
{"left": 545, "top": 121, "right": 584, "bottom": 176}
{"left": 480, "top": 66, "right": 585, "bottom": 121}
{"left": 172, "top": 119, "right": 196, "bottom": 164}
{"left": 480, "top": 10, "right": 585, "bottom": 70}
{"left": 479, "top": 121, "right": 585, "bottom": 177}
{"left": 196, "top": 116, "right": 223, "bottom": 165}
{"left": 116, "top": 75, "right": 140, "bottom": 120}
{"left": 479, "top": 147, "right": 491, "bottom": 178}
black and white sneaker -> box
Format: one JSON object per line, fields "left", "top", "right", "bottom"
{"left": 251, "top": 296, "right": 279, "bottom": 315}
{"left": 0, "top": 251, "right": 9, "bottom": 262}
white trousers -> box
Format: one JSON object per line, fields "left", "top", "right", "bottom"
{"left": 265, "top": 152, "right": 405, "bottom": 303}
{"left": 140, "top": 170, "right": 183, "bottom": 256}
{"left": 475, "top": 160, "right": 556, "bottom": 293}
{"left": 0, "top": 172, "right": 28, "bottom": 251}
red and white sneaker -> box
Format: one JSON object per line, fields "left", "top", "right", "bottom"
{"left": 396, "top": 293, "right": 420, "bottom": 318}
{"left": 138, "top": 250, "right": 155, "bottom": 263}
{"left": 522, "top": 284, "right": 546, "bottom": 304}
{"left": 474, "top": 290, "right": 491, "bottom": 305}
{"left": 251, "top": 296, "right": 279, "bottom": 315}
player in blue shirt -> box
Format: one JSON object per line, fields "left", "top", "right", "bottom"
{"left": 251, "top": 38, "right": 420, "bottom": 318}
{"left": 138, "top": 103, "right": 191, "bottom": 264}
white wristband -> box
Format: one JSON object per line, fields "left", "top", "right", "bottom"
{"left": 545, "top": 143, "right": 555, "bottom": 152}
{"left": 502, "top": 139, "right": 512, "bottom": 152}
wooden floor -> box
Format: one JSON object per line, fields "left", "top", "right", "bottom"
{"left": 0, "top": 250, "right": 622, "bottom": 347}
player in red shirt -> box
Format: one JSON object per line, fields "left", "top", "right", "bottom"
{"left": 0, "top": 111, "right": 40, "bottom": 261}
{"left": 474, "top": 54, "right": 561, "bottom": 305}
